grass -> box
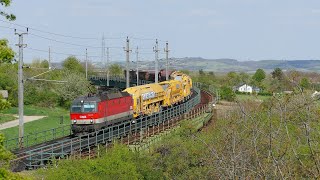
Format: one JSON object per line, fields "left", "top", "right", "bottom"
{"left": 236, "top": 94, "right": 271, "bottom": 101}
{"left": 0, "top": 105, "right": 70, "bottom": 140}
{"left": 0, "top": 114, "right": 17, "bottom": 124}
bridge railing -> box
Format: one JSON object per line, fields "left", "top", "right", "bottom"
{"left": 4, "top": 125, "right": 71, "bottom": 151}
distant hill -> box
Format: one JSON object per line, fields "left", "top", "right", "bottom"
{"left": 168, "top": 58, "right": 320, "bottom": 73}
{"left": 51, "top": 58, "right": 320, "bottom": 73}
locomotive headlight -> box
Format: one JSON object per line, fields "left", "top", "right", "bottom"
{"left": 90, "top": 119, "right": 93, "bottom": 123}
{"left": 73, "top": 120, "right": 76, "bottom": 124}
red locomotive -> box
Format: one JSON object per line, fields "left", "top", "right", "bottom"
{"left": 70, "top": 91, "right": 133, "bottom": 134}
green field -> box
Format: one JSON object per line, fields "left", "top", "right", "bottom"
{"left": 0, "top": 114, "right": 17, "bottom": 124}
{"left": 236, "top": 94, "right": 271, "bottom": 101}
{"left": 0, "top": 105, "right": 70, "bottom": 139}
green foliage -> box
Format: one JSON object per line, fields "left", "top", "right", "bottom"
{"left": 0, "top": 0, "right": 16, "bottom": 21}
{"left": 0, "top": 134, "right": 25, "bottom": 179}
{"left": 0, "top": 63, "right": 18, "bottom": 106}
{"left": 220, "top": 85, "right": 236, "bottom": 101}
{"left": 56, "top": 71, "right": 91, "bottom": 108}
{"left": 208, "top": 71, "right": 215, "bottom": 78}
{"left": 24, "top": 82, "right": 58, "bottom": 107}
{"left": 62, "top": 56, "right": 85, "bottom": 73}
{"left": 180, "top": 69, "right": 190, "bottom": 75}
{"left": 38, "top": 144, "right": 161, "bottom": 179}
{"left": 109, "top": 64, "right": 123, "bottom": 77}
{"left": 252, "top": 68, "right": 266, "bottom": 83}
{"left": 271, "top": 67, "right": 284, "bottom": 80}
{"left": 199, "top": 69, "right": 205, "bottom": 76}
{"left": 226, "top": 71, "right": 240, "bottom": 86}
{"left": 30, "top": 59, "right": 49, "bottom": 68}
{"left": 239, "top": 72, "right": 250, "bottom": 84}
{"left": 0, "top": 39, "right": 15, "bottom": 64}
{"left": 0, "top": 105, "right": 70, "bottom": 140}
{"left": 300, "top": 77, "right": 310, "bottom": 90}
{"left": 0, "top": 98, "right": 11, "bottom": 110}
{"left": 0, "top": 113, "right": 16, "bottom": 123}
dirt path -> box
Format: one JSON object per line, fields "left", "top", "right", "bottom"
{"left": 0, "top": 116, "right": 46, "bottom": 130}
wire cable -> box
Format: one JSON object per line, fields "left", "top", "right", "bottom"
{"left": 0, "top": 19, "right": 124, "bottom": 40}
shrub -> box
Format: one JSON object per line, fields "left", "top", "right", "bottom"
{"left": 220, "top": 86, "right": 236, "bottom": 101}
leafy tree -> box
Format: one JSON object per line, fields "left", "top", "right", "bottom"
{"left": 239, "top": 72, "right": 250, "bottom": 84}
{"left": 0, "top": 63, "right": 17, "bottom": 106}
{"left": 226, "top": 71, "right": 240, "bottom": 86}
{"left": 219, "top": 85, "right": 236, "bottom": 101}
{"left": 0, "top": 0, "right": 16, "bottom": 21}
{"left": 30, "top": 59, "right": 49, "bottom": 69}
{"left": 56, "top": 71, "right": 91, "bottom": 108}
{"left": 62, "top": 56, "right": 84, "bottom": 73}
{"left": 252, "top": 68, "right": 266, "bottom": 83}
{"left": 300, "top": 77, "right": 310, "bottom": 91}
{"left": 199, "top": 69, "right": 205, "bottom": 76}
{"left": 271, "top": 67, "right": 284, "bottom": 80}
{"left": 0, "top": 39, "right": 15, "bottom": 64}
{"left": 109, "top": 64, "right": 123, "bottom": 77}
{"left": 208, "top": 71, "right": 215, "bottom": 78}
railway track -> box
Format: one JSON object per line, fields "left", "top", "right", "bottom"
{"left": 10, "top": 87, "right": 204, "bottom": 171}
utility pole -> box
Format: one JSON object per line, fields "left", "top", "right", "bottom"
{"left": 153, "top": 39, "right": 159, "bottom": 83}
{"left": 124, "top": 37, "right": 131, "bottom": 88}
{"left": 135, "top": 46, "right": 139, "bottom": 85}
{"left": 101, "top": 34, "right": 105, "bottom": 74}
{"left": 15, "top": 28, "right": 28, "bottom": 148}
{"left": 106, "top": 47, "right": 110, "bottom": 86}
{"left": 85, "top": 48, "right": 88, "bottom": 79}
{"left": 164, "top": 41, "right": 169, "bottom": 81}
{"left": 48, "top": 47, "right": 51, "bottom": 70}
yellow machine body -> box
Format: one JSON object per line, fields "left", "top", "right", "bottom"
{"left": 123, "top": 71, "right": 193, "bottom": 118}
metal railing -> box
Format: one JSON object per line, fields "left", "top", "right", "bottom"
{"left": 18, "top": 86, "right": 201, "bottom": 169}
{"left": 5, "top": 125, "right": 71, "bottom": 151}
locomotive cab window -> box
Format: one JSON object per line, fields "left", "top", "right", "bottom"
{"left": 83, "top": 102, "right": 97, "bottom": 112}
{"left": 71, "top": 101, "right": 97, "bottom": 113}
{"left": 71, "top": 103, "right": 81, "bottom": 113}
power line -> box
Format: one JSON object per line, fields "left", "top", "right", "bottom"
{"left": 0, "top": 19, "right": 124, "bottom": 40}
{"left": 26, "top": 47, "right": 100, "bottom": 58}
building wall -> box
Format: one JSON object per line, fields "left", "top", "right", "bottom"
{"left": 238, "top": 84, "right": 252, "bottom": 93}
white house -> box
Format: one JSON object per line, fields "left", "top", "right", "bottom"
{"left": 237, "top": 84, "right": 252, "bottom": 93}
{"left": 235, "top": 84, "right": 260, "bottom": 93}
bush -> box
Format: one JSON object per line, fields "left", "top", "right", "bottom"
{"left": 0, "top": 94, "right": 11, "bottom": 110}
{"left": 220, "top": 86, "right": 236, "bottom": 101}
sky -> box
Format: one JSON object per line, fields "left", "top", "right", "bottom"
{"left": 1, "top": 0, "right": 320, "bottom": 63}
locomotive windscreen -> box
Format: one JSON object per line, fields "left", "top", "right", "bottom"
{"left": 71, "top": 101, "right": 97, "bottom": 113}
